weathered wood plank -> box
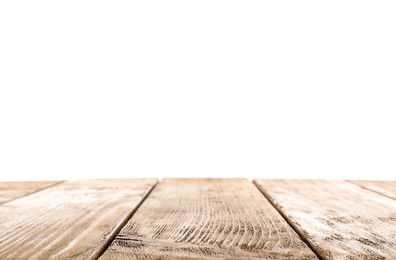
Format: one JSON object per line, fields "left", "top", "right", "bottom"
{"left": 100, "top": 178, "right": 317, "bottom": 260}
{"left": 0, "top": 178, "right": 157, "bottom": 260}
{"left": 348, "top": 180, "right": 396, "bottom": 200}
{"left": 254, "top": 179, "right": 396, "bottom": 260}
{"left": 0, "top": 181, "right": 63, "bottom": 204}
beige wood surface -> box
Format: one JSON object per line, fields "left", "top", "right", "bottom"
{"left": 0, "top": 181, "right": 62, "bottom": 204}
{"left": 254, "top": 179, "right": 396, "bottom": 260}
{"left": 0, "top": 178, "right": 157, "bottom": 260}
{"left": 348, "top": 180, "right": 396, "bottom": 200}
{"left": 101, "top": 178, "right": 317, "bottom": 260}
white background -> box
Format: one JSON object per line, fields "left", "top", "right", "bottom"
{"left": 1, "top": 1, "right": 395, "bottom": 181}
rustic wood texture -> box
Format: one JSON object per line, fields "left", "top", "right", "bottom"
{"left": 0, "top": 181, "right": 62, "bottom": 204}
{"left": 348, "top": 180, "right": 396, "bottom": 200}
{"left": 101, "top": 178, "right": 317, "bottom": 260}
{"left": 254, "top": 179, "right": 396, "bottom": 260}
{"left": 0, "top": 178, "right": 157, "bottom": 260}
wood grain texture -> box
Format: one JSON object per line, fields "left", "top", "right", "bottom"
{"left": 254, "top": 179, "right": 396, "bottom": 260}
{"left": 348, "top": 180, "right": 396, "bottom": 200}
{"left": 101, "top": 178, "right": 317, "bottom": 260}
{"left": 0, "top": 178, "right": 157, "bottom": 260}
{"left": 0, "top": 181, "right": 62, "bottom": 204}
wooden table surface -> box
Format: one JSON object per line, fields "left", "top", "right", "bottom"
{"left": 0, "top": 179, "right": 395, "bottom": 260}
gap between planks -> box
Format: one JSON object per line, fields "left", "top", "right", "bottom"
{"left": 346, "top": 180, "right": 396, "bottom": 201}
{"left": 252, "top": 180, "right": 325, "bottom": 260}
{"left": 0, "top": 180, "right": 65, "bottom": 205}
{"left": 95, "top": 180, "right": 159, "bottom": 259}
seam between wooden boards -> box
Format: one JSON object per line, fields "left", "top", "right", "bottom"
{"left": 93, "top": 180, "right": 159, "bottom": 260}
{"left": 252, "top": 180, "right": 325, "bottom": 260}
{"left": 344, "top": 180, "right": 396, "bottom": 201}
{"left": 0, "top": 180, "right": 66, "bottom": 205}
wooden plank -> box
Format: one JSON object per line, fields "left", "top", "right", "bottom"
{"left": 0, "top": 181, "right": 63, "bottom": 204}
{"left": 254, "top": 179, "right": 396, "bottom": 260}
{"left": 100, "top": 178, "right": 317, "bottom": 260}
{"left": 348, "top": 180, "right": 396, "bottom": 200}
{"left": 0, "top": 178, "right": 157, "bottom": 260}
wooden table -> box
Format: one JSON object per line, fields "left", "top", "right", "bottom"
{"left": 0, "top": 179, "right": 395, "bottom": 260}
